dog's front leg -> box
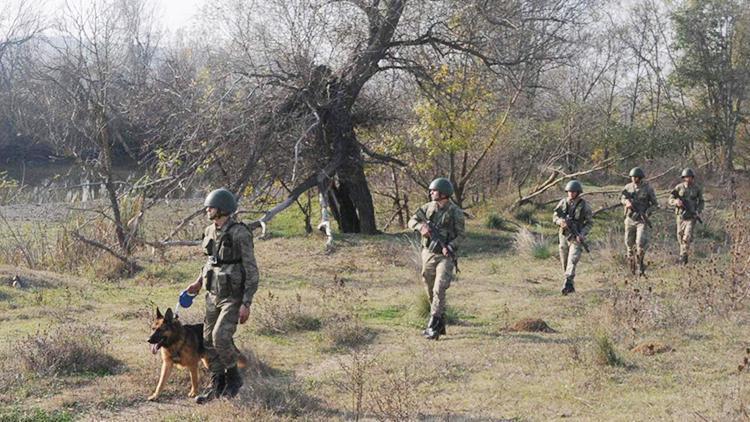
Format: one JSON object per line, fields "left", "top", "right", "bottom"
{"left": 148, "top": 359, "right": 173, "bottom": 401}
{"left": 188, "top": 364, "right": 200, "bottom": 397}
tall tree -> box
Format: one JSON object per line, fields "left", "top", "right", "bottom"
{"left": 673, "top": 0, "right": 750, "bottom": 174}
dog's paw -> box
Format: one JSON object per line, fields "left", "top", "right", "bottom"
{"left": 147, "top": 394, "right": 159, "bottom": 401}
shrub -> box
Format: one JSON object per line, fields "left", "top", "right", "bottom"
{"left": 513, "top": 227, "right": 551, "bottom": 260}
{"left": 12, "top": 324, "right": 122, "bottom": 377}
{"left": 513, "top": 204, "right": 538, "bottom": 224}
{"left": 485, "top": 213, "right": 506, "bottom": 230}
{"left": 594, "top": 331, "right": 625, "bottom": 367}
{"left": 414, "top": 292, "right": 460, "bottom": 324}
{"left": 319, "top": 280, "right": 372, "bottom": 349}
{"left": 252, "top": 291, "right": 321, "bottom": 335}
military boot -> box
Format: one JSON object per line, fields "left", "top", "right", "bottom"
{"left": 628, "top": 256, "right": 636, "bottom": 276}
{"left": 637, "top": 255, "right": 646, "bottom": 277}
{"left": 561, "top": 276, "right": 575, "bottom": 295}
{"left": 223, "top": 366, "right": 243, "bottom": 398}
{"left": 439, "top": 312, "right": 447, "bottom": 336}
{"left": 195, "top": 371, "right": 226, "bottom": 404}
{"left": 422, "top": 316, "right": 435, "bottom": 338}
{"left": 424, "top": 315, "right": 442, "bottom": 340}
{"left": 679, "top": 255, "right": 688, "bottom": 265}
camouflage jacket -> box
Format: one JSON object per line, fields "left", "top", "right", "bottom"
{"left": 552, "top": 197, "right": 593, "bottom": 237}
{"left": 408, "top": 200, "right": 466, "bottom": 253}
{"left": 620, "top": 181, "right": 658, "bottom": 222}
{"left": 668, "top": 182, "right": 704, "bottom": 219}
{"left": 201, "top": 217, "right": 259, "bottom": 306}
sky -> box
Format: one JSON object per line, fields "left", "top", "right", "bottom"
{"left": 155, "top": 0, "right": 204, "bottom": 33}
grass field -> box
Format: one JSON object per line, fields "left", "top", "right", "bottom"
{"left": 0, "top": 185, "right": 748, "bottom": 421}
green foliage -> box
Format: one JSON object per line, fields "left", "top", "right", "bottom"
{"left": 594, "top": 331, "right": 625, "bottom": 367}
{"left": 513, "top": 205, "right": 538, "bottom": 225}
{"left": 485, "top": 213, "right": 507, "bottom": 230}
{"left": 531, "top": 243, "right": 552, "bottom": 260}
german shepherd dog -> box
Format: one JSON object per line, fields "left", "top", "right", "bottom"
{"left": 146, "top": 307, "right": 247, "bottom": 401}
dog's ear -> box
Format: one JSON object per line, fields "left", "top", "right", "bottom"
{"left": 164, "top": 308, "right": 174, "bottom": 322}
{"left": 156, "top": 307, "right": 163, "bottom": 319}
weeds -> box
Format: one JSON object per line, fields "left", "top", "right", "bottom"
{"left": 414, "top": 292, "right": 460, "bottom": 324}
{"left": 252, "top": 291, "right": 321, "bottom": 335}
{"left": 513, "top": 227, "right": 551, "bottom": 260}
{"left": 594, "top": 330, "right": 625, "bottom": 367}
{"left": 319, "top": 278, "right": 372, "bottom": 348}
{"left": 513, "top": 204, "right": 538, "bottom": 224}
{"left": 11, "top": 324, "right": 122, "bottom": 377}
{"left": 485, "top": 213, "right": 507, "bottom": 230}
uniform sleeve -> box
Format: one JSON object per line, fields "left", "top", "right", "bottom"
{"left": 407, "top": 204, "right": 429, "bottom": 232}
{"left": 235, "top": 227, "right": 259, "bottom": 306}
{"left": 696, "top": 187, "right": 705, "bottom": 213}
{"left": 580, "top": 202, "right": 594, "bottom": 236}
{"left": 552, "top": 199, "right": 565, "bottom": 225}
{"left": 449, "top": 207, "right": 466, "bottom": 251}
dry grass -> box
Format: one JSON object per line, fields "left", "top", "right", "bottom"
{"left": 513, "top": 226, "right": 552, "bottom": 260}
{"left": 252, "top": 291, "right": 321, "bottom": 335}
{"left": 11, "top": 324, "right": 123, "bottom": 377}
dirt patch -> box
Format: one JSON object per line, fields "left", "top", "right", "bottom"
{"left": 507, "top": 318, "right": 556, "bottom": 333}
{"left": 631, "top": 342, "right": 674, "bottom": 356}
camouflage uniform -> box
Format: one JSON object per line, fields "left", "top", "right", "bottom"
{"left": 620, "top": 181, "right": 658, "bottom": 270}
{"left": 668, "top": 182, "right": 704, "bottom": 262}
{"left": 552, "top": 196, "right": 593, "bottom": 286}
{"left": 201, "top": 217, "right": 259, "bottom": 374}
{"left": 408, "top": 201, "right": 465, "bottom": 319}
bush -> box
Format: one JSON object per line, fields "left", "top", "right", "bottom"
{"left": 319, "top": 280, "right": 372, "bottom": 349}
{"left": 12, "top": 324, "right": 122, "bottom": 377}
{"left": 485, "top": 213, "right": 506, "bottom": 230}
{"left": 252, "top": 291, "right": 321, "bottom": 335}
{"left": 594, "top": 331, "right": 625, "bottom": 367}
{"left": 513, "top": 204, "right": 538, "bottom": 224}
{"left": 514, "top": 227, "right": 551, "bottom": 260}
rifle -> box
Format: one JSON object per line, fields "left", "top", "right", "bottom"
{"left": 621, "top": 189, "right": 653, "bottom": 228}
{"left": 555, "top": 208, "right": 590, "bottom": 253}
{"left": 417, "top": 209, "right": 459, "bottom": 272}
{"left": 670, "top": 189, "right": 703, "bottom": 224}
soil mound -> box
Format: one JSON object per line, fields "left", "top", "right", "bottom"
{"left": 508, "top": 318, "right": 556, "bottom": 333}
{"left": 631, "top": 342, "right": 674, "bottom": 356}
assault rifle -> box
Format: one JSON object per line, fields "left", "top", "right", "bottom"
{"left": 417, "top": 209, "right": 459, "bottom": 272}
{"left": 670, "top": 189, "right": 703, "bottom": 224}
{"left": 621, "top": 190, "right": 652, "bottom": 228}
{"left": 555, "top": 208, "right": 590, "bottom": 253}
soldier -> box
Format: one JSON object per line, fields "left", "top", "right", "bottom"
{"left": 407, "top": 178, "right": 465, "bottom": 340}
{"left": 185, "top": 188, "right": 259, "bottom": 404}
{"left": 552, "top": 180, "right": 593, "bottom": 295}
{"left": 668, "top": 168, "right": 704, "bottom": 264}
{"left": 620, "top": 167, "right": 658, "bottom": 276}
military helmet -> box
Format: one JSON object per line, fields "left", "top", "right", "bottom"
{"left": 204, "top": 188, "right": 237, "bottom": 214}
{"left": 564, "top": 180, "right": 583, "bottom": 193}
{"left": 629, "top": 167, "right": 645, "bottom": 178}
{"left": 429, "top": 177, "right": 454, "bottom": 196}
{"left": 681, "top": 168, "right": 696, "bottom": 178}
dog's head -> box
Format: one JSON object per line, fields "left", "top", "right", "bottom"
{"left": 147, "top": 307, "right": 179, "bottom": 354}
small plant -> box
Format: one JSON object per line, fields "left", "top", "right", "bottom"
{"left": 12, "top": 324, "right": 122, "bottom": 377}
{"left": 414, "top": 292, "right": 460, "bottom": 324}
{"left": 252, "top": 291, "right": 321, "bottom": 335}
{"left": 485, "top": 213, "right": 506, "bottom": 230}
{"left": 594, "top": 330, "right": 625, "bottom": 367}
{"left": 319, "top": 279, "right": 372, "bottom": 349}
{"left": 513, "top": 204, "right": 538, "bottom": 224}
{"left": 513, "top": 227, "right": 550, "bottom": 260}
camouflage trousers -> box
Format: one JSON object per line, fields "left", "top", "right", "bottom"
{"left": 624, "top": 218, "right": 649, "bottom": 259}
{"left": 676, "top": 217, "right": 697, "bottom": 258}
{"left": 558, "top": 232, "right": 584, "bottom": 279}
{"left": 421, "top": 249, "right": 454, "bottom": 317}
{"left": 204, "top": 292, "right": 240, "bottom": 373}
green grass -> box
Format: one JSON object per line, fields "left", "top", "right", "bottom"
{"left": 0, "top": 408, "right": 73, "bottom": 422}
